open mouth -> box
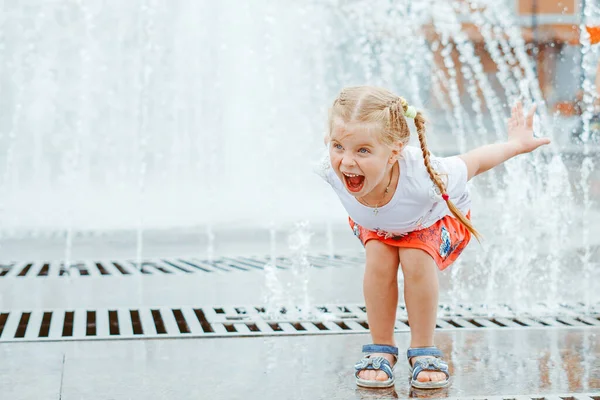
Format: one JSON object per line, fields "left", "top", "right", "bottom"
{"left": 342, "top": 172, "right": 365, "bottom": 193}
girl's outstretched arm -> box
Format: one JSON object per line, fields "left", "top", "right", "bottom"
{"left": 458, "top": 102, "right": 551, "bottom": 181}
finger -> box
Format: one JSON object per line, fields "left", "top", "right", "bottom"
{"left": 535, "top": 137, "right": 551, "bottom": 147}
{"left": 511, "top": 102, "right": 519, "bottom": 118}
{"left": 516, "top": 102, "right": 524, "bottom": 125}
{"left": 526, "top": 104, "right": 537, "bottom": 127}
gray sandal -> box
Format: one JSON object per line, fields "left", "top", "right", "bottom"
{"left": 407, "top": 346, "right": 450, "bottom": 389}
{"left": 354, "top": 344, "right": 398, "bottom": 388}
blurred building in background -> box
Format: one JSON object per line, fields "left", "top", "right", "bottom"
{"left": 429, "top": 0, "right": 597, "bottom": 116}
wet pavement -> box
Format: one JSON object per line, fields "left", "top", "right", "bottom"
{"left": 1, "top": 328, "right": 599, "bottom": 399}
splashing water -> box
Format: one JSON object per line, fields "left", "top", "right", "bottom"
{"left": 0, "top": 1, "right": 598, "bottom": 310}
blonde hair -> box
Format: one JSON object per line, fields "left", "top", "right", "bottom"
{"left": 328, "top": 86, "right": 481, "bottom": 241}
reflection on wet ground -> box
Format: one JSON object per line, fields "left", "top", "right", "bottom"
{"left": 1, "top": 328, "right": 598, "bottom": 399}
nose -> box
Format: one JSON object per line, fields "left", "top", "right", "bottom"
{"left": 341, "top": 153, "right": 357, "bottom": 168}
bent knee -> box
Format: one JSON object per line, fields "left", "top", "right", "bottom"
{"left": 365, "top": 240, "right": 399, "bottom": 275}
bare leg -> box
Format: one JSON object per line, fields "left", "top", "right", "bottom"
{"left": 357, "top": 240, "right": 400, "bottom": 382}
{"left": 399, "top": 248, "right": 446, "bottom": 383}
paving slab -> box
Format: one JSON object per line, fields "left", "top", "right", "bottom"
{"left": 0, "top": 344, "right": 64, "bottom": 399}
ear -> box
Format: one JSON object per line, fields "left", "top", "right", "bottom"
{"left": 389, "top": 141, "right": 403, "bottom": 164}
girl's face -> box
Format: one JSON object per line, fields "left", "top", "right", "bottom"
{"left": 329, "top": 122, "right": 401, "bottom": 197}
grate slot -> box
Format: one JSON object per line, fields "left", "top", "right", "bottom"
{"left": 0, "top": 263, "right": 13, "bottom": 276}
{"left": 269, "top": 323, "right": 283, "bottom": 332}
{"left": 37, "top": 264, "right": 50, "bottom": 277}
{"left": 574, "top": 316, "right": 600, "bottom": 326}
{"left": 14, "top": 312, "right": 31, "bottom": 338}
{"left": 151, "top": 310, "right": 167, "bottom": 334}
{"left": 130, "top": 310, "right": 144, "bottom": 335}
{"left": 17, "top": 263, "right": 33, "bottom": 277}
{"left": 555, "top": 316, "right": 588, "bottom": 327}
{"left": 573, "top": 318, "right": 593, "bottom": 326}
{"left": 554, "top": 318, "right": 574, "bottom": 326}
{"left": 509, "top": 319, "right": 528, "bottom": 327}
{"left": 62, "top": 311, "right": 74, "bottom": 337}
{"left": 357, "top": 321, "right": 369, "bottom": 329}
{"left": 38, "top": 312, "right": 52, "bottom": 338}
{"left": 108, "top": 310, "right": 120, "bottom": 335}
{"left": 444, "top": 319, "right": 465, "bottom": 328}
{"left": 472, "top": 318, "right": 501, "bottom": 328}
{"left": 221, "top": 257, "right": 264, "bottom": 271}
{"left": 216, "top": 261, "right": 248, "bottom": 272}
{"left": 222, "top": 257, "right": 265, "bottom": 271}
{"left": 111, "top": 262, "right": 131, "bottom": 275}
{"left": 291, "top": 322, "right": 306, "bottom": 331}
{"left": 95, "top": 263, "right": 110, "bottom": 276}
{"left": 177, "top": 259, "right": 213, "bottom": 273}
{"left": 335, "top": 321, "right": 351, "bottom": 330}
{"left": 193, "top": 309, "right": 214, "bottom": 333}
{"left": 36, "top": 312, "right": 52, "bottom": 338}
{"left": 160, "top": 260, "right": 192, "bottom": 273}
{"left": 238, "top": 257, "right": 272, "bottom": 269}
{"left": 172, "top": 309, "right": 191, "bottom": 334}
{"left": 152, "top": 264, "right": 173, "bottom": 274}
{"left": 86, "top": 311, "right": 96, "bottom": 336}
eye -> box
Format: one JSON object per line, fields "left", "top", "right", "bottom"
{"left": 333, "top": 143, "right": 343, "bottom": 150}
{"left": 358, "top": 148, "right": 370, "bottom": 154}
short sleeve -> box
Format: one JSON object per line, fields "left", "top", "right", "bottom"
{"left": 430, "top": 156, "right": 468, "bottom": 200}
{"left": 313, "top": 147, "right": 337, "bottom": 187}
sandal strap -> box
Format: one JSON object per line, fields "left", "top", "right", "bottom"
{"left": 410, "top": 357, "right": 449, "bottom": 381}
{"left": 354, "top": 356, "right": 394, "bottom": 380}
{"left": 362, "top": 344, "right": 399, "bottom": 357}
{"left": 406, "top": 346, "right": 443, "bottom": 360}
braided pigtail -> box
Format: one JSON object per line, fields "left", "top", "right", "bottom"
{"left": 413, "top": 110, "right": 482, "bottom": 242}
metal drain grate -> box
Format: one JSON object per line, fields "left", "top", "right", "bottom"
{"left": 0, "top": 254, "right": 363, "bottom": 278}
{"left": 1, "top": 303, "right": 599, "bottom": 343}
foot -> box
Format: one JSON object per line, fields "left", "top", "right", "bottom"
{"left": 357, "top": 353, "right": 397, "bottom": 382}
{"left": 409, "top": 356, "right": 447, "bottom": 383}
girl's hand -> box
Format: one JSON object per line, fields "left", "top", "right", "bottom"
{"left": 507, "top": 101, "right": 551, "bottom": 154}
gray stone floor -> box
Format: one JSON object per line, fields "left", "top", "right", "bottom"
{"left": 1, "top": 328, "right": 599, "bottom": 399}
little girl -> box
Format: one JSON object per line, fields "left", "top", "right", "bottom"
{"left": 319, "top": 86, "right": 550, "bottom": 389}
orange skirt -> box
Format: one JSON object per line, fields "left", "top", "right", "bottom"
{"left": 348, "top": 212, "right": 471, "bottom": 271}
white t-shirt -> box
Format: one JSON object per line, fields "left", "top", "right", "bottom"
{"left": 318, "top": 146, "right": 470, "bottom": 238}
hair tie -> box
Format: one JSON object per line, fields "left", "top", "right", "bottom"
{"left": 404, "top": 105, "right": 417, "bottom": 119}
{"left": 442, "top": 193, "right": 449, "bottom": 201}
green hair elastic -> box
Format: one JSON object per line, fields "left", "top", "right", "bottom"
{"left": 404, "top": 106, "right": 417, "bottom": 119}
